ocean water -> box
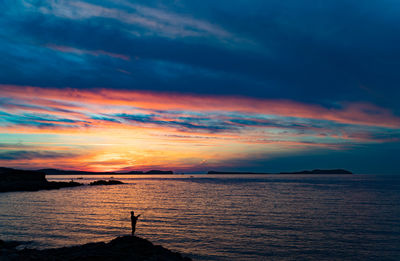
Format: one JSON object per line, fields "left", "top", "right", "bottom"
{"left": 0, "top": 174, "right": 399, "bottom": 260}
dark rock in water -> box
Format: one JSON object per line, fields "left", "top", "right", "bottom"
{"left": 89, "top": 180, "right": 124, "bottom": 186}
{"left": 0, "top": 236, "right": 192, "bottom": 261}
{"left": 0, "top": 167, "right": 82, "bottom": 193}
{"left": 0, "top": 239, "right": 22, "bottom": 250}
{"left": 145, "top": 170, "right": 174, "bottom": 174}
{"left": 43, "top": 181, "right": 82, "bottom": 189}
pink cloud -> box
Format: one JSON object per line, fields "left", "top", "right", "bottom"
{"left": 47, "top": 44, "right": 130, "bottom": 61}
{"left": 1, "top": 84, "right": 399, "bottom": 128}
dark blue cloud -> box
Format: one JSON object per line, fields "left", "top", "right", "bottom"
{"left": 1, "top": 0, "right": 399, "bottom": 114}
{"left": 90, "top": 116, "right": 121, "bottom": 123}
{"left": 0, "top": 150, "right": 76, "bottom": 160}
{"left": 0, "top": 111, "right": 88, "bottom": 128}
{"left": 116, "top": 113, "right": 235, "bottom": 133}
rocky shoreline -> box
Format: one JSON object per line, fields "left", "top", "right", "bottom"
{"left": 0, "top": 167, "right": 127, "bottom": 193}
{"left": 0, "top": 167, "right": 81, "bottom": 193}
{"left": 0, "top": 236, "right": 192, "bottom": 261}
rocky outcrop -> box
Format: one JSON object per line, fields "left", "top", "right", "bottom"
{"left": 89, "top": 180, "right": 124, "bottom": 186}
{"left": 0, "top": 167, "right": 82, "bottom": 192}
{"left": 0, "top": 167, "right": 46, "bottom": 182}
{"left": 0, "top": 236, "right": 192, "bottom": 261}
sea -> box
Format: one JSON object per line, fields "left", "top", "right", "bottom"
{"left": 0, "top": 174, "right": 399, "bottom": 260}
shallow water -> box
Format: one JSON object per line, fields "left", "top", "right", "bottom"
{"left": 0, "top": 174, "right": 399, "bottom": 260}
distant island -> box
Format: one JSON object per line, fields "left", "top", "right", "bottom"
{"left": 279, "top": 169, "right": 352, "bottom": 174}
{"left": 142, "top": 170, "right": 174, "bottom": 174}
{"left": 39, "top": 169, "right": 174, "bottom": 175}
{"left": 208, "top": 171, "right": 270, "bottom": 174}
{"left": 208, "top": 169, "right": 352, "bottom": 174}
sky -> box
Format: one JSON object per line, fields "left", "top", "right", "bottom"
{"left": 0, "top": 0, "right": 399, "bottom": 173}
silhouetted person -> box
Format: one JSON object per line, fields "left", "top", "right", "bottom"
{"left": 130, "top": 211, "right": 141, "bottom": 235}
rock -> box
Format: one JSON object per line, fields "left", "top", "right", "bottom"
{"left": 1, "top": 236, "right": 192, "bottom": 261}
{"left": 88, "top": 180, "right": 124, "bottom": 186}
{"left": 0, "top": 167, "right": 82, "bottom": 192}
{"left": 0, "top": 167, "right": 46, "bottom": 182}
{"left": 0, "top": 239, "right": 22, "bottom": 249}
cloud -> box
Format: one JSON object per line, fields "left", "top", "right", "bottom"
{"left": 1, "top": 0, "right": 399, "bottom": 113}
{"left": 47, "top": 44, "right": 130, "bottom": 60}
{"left": 0, "top": 0, "right": 399, "bottom": 172}
{"left": 0, "top": 109, "right": 90, "bottom": 129}
{"left": 1, "top": 85, "right": 399, "bottom": 128}
{"left": 23, "top": 0, "right": 234, "bottom": 40}
{"left": 0, "top": 84, "right": 399, "bottom": 154}
{"left": 90, "top": 116, "right": 121, "bottom": 123}
{"left": 0, "top": 150, "right": 77, "bottom": 160}
{"left": 116, "top": 113, "right": 235, "bottom": 133}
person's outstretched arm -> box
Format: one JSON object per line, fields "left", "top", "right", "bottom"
{"left": 137, "top": 214, "right": 141, "bottom": 218}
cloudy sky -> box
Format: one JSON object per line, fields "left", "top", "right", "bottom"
{"left": 0, "top": 0, "right": 399, "bottom": 173}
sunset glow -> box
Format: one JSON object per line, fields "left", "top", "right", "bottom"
{"left": 1, "top": 84, "right": 398, "bottom": 172}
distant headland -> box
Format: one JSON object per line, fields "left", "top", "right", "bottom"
{"left": 208, "top": 169, "right": 352, "bottom": 174}
{"left": 208, "top": 171, "right": 269, "bottom": 174}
